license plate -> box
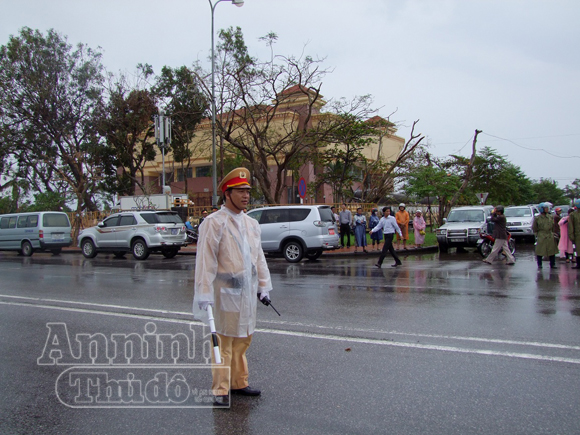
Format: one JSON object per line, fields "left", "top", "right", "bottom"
{"left": 450, "top": 238, "right": 466, "bottom": 242}
{"left": 329, "top": 229, "right": 335, "bottom": 235}
{"left": 171, "top": 229, "right": 178, "bottom": 235}
{"left": 52, "top": 233, "right": 64, "bottom": 241}
{"left": 508, "top": 227, "right": 517, "bottom": 231}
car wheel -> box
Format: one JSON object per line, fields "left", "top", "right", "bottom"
{"left": 113, "top": 252, "right": 126, "bottom": 259}
{"left": 305, "top": 249, "right": 323, "bottom": 261}
{"left": 162, "top": 248, "right": 179, "bottom": 259}
{"left": 132, "top": 239, "right": 150, "bottom": 260}
{"left": 51, "top": 248, "right": 62, "bottom": 255}
{"left": 283, "top": 241, "right": 303, "bottom": 263}
{"left": 438, "top": 243, "right": 448, "bottom": 253}
{"left": 81, "top": 239, "right": 98, "bottom": 259}
{"left": 21, "top": 241, "right": 34, "bottom": 257}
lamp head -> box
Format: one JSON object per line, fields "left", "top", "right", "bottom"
{"left": 232, "top": 0, "right": 244, "bottom": 6}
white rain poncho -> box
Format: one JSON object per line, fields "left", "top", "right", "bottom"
{"left": 192, "top": 206, "right": 273, "bottom": 337}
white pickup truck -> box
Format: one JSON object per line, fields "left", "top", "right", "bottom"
{"left": 436, "top": 206, "right": 494, "bottom": 252}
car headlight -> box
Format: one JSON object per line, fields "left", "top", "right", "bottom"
{"left": 468, "top": 228, "right": 480, "bottom": 235}
{"left": 436, "top": 229, "right": 447, "bottom": 235}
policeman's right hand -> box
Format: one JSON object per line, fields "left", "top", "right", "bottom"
{"left": 258, "top": 293, "right": 271, "bottom": 306}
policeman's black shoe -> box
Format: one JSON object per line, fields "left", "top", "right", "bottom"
{"left": 213, "top": 395, "right": 230, "bottom": 407}
{"left": 374, "top": 263, "right": 382, "bottom": 268}
{"left": 391, "top": 262, "right": 402, "bottom": 267}
{"left": 231, "top": 386, "right": 261, "bottom": 396}
{"left": 550, "top": 265, "right": 557, "bottom": 269}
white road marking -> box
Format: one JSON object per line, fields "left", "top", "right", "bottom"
{"left": 1, "top": 297, "right": 580, "bottom": 365}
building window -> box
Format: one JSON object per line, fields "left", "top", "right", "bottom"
{"left": 163, "top": 172, "right": 174, "bottom": 183}
{"left": 177, "top": 167, "right": 193, "bottom": 182}
{"left": 196, "top": 166, "right": 211, "bottom": 178}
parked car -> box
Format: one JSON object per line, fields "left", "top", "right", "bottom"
{"left": 78, "top": 211, "right": 187, "bottom": 260}
{"left": 504, "top": 205, "right": 538, "bottom": 241}
{"left": 246, "top": 205, "right": 340, "bottom": 262}
{"left": 0, "top": 211, "right": 72, "bottom": 256}
{"left": 436, "top": 206, "right": 494, "bottom": 252}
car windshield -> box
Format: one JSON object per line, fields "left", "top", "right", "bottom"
{"left": 505, "top": 207, "right": 532, "bottom": 218}
{"left": 446, "top": 210, "right": 485, "bottom": 222}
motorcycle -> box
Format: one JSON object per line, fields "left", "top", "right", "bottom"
{"left": 477, "top": 230, "right": 515, "bottom": 258}
{"left": 185, "top": 225, "right": 198, "bottom": 245}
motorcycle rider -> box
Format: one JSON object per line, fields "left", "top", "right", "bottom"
{"left": 483, "top": 205, "right": 515, "bottom": 265}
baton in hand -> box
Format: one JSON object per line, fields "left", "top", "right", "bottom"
{"left": 259, "top": 294, "right": 281, "bottom": 316}
{"left": 206, "top": 305, "right": 221, "bottom": 364}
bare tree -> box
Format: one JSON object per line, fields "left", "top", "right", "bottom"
{"left": 363, "top": 119, "right": 426, "bottom": 203}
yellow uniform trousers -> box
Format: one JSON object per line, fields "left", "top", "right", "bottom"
{"left": 212, "top": 333, "right": 253, "bottom": 396}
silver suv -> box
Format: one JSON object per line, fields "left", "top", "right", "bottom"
{"left": 78, "top": 211, "right": 187, "bottom": 260}
{"left": 436, "top": 206, "right": 494, "bottom": 252}
{"left": 247, "top": 205, "right": 340, "bottom": 262}
{"left": 505, "top": 205, "right": 538, "bottom": 241}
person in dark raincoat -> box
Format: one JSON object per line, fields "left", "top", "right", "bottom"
{"left": 568, "top": 199, "right": 580, "bottom": 269}
{"left": 532, "top": 202, "right": 558, "bottom": 269}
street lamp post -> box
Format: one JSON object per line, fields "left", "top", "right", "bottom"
{"left": 209, "top": 0, "right": 244, "bottom": 207}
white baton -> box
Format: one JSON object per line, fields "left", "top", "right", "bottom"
{"left": 206, "top": 305, "right": 221, "bottom": 364}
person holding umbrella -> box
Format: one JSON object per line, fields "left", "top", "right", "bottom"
{"left": 193, "top": 167, "right": 273, "bottom": 407}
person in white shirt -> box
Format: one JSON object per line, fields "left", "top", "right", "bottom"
{"left": 370, "top": 206, "right": 402, "bottom": 268}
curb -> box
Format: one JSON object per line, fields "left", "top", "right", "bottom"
{"left": 63, "top": 245, "right": 439, "bottom": 258}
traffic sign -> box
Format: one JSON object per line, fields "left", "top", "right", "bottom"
{"left": 475, "top": 192, "right": 489, "bottom": 205}
{"left": 298, "top": 177, "right": 307, "bottom": 198}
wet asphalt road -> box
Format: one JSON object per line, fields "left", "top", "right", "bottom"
{"left": 0, "top": 245, "right": 579, "bottom": 434}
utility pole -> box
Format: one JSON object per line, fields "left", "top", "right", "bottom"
{"left": 155, "top": 111, "right": 172, "bottom": 208}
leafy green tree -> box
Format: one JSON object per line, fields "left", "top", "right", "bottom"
{"left": 312, "top": 114, "right": 378, "bottom": 202}
{"left": 154, "top": 65, "right": 208, "bottom": 194}
{"left": 563, "top": 178, "right": 580, "bottom": 202}
{"left": 531, "top": 178, "right": 567, "bottom": 205}
{"left": 19, "top": 191, "right": 71, "bottom": 212}
{"left": 470, "top": 147, "right": 533, "bottom": 205}
{"left": 99, "top": 67, "right": 158, "bottom": 196}
{"left": 403, "top": 152, "right": 463, "bottom": 224}
{"left": 0, "top": 195, "right": 15, "bottom": 214}
{"left": 0, "top": 27, "right": 107, "bottom": 212}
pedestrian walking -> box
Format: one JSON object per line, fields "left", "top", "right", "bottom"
{"left": 395, "top": 203, "right": 410, "bottom": 250}
{"left": 353, "top": 207, "right": 368, "bottom": 253}
{"left": 483, "top": 205, "right": 515, "bottom": 265}
{"left": 370, "top": 206, "right": 402, "bottom": 268}
{"left": 339, "top": 203, "right": 352, "bottom": 249}
{"left": 568, "top": 199, "right": 580, "bottom": 269}
{"left": 369, "top": 209, "right": 383, "bottom": 251}
{"left": 192, "top": 167, "right": 274, "bottom": 407}
{"left": 413, "top": 210, "right": 426, "bottom": 249}
{"left": 532, "top": 202, "right": 558, "bottom": 269}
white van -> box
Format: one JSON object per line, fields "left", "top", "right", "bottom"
{"left": 0, "top": 212, "right": 72, "bottom": 256}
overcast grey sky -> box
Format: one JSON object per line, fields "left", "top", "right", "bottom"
{"left": 2, "top": 0, "right": 579, "bottom": 186}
